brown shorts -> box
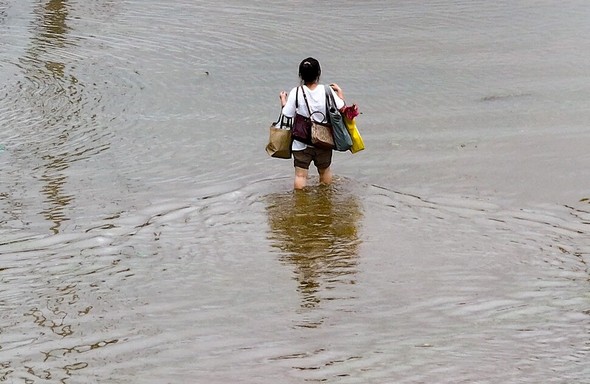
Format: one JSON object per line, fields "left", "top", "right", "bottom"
{"left": 293, "top": 147, "right": 333, "bottom": 170}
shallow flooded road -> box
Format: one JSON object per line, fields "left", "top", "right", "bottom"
{"left": 1, "top": 1, "right": 589, "bottom": 382}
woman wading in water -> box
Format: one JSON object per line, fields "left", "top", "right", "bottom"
{"left": 279, "top": 57, "right": 345, "bottom": 190}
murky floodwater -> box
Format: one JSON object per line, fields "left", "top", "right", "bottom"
{"left": 1, "top": 1, "right": 590, "bottom": 383}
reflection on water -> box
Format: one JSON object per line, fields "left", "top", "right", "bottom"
{"left": 0, "top": 2, "right": 114, "bottom": 382}
{"left": 266, "top": 185, "right": 363, "bottom": 312}
{"left": 12, "top": 0, "right": 82, "bottom": 234}
{"left": 39, "top": 156, "right": 73, "bottom": 234}
{"left": 1, "top": 0, "right": 589, "bottom": 382}
{"left": 27, "top": 0, "right": 74, "bottom": 234}
{"left": 39, "top": 0, "right": 70, "bottom": 75}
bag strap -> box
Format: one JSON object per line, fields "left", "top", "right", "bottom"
{"left": 273, "top": 109, "right": 293, "bottom": 129}
{"left": 325, "top": 86, "right": 336, "bottom": 122}
{"left": 300, "top": 85, "right": 328, "bottom": 123}
{"left": 325, "top": 86, "right": 333, "bottom": 109}
{"left": 300, "top": 86, "right": 313, "bottom": 116}
{"left": 281, "top": 114, "right": 292, "bottom": 129}
{"left": 272, "top": 111, "right": 282, "bottom": 126}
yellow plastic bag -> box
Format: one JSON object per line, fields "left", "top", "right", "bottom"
{"left": 343, "top": 116, "right": 364, "bottom": 153}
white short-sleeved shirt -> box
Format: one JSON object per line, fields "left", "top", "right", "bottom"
{"left": 282, "top": 84, "right": 345, "bottom": 151}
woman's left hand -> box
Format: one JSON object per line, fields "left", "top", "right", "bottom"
{"left": 330, "top": 83, "right": 344, "bottom": 100}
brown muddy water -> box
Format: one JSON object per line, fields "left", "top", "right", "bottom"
{"left": 1, "top": 1, "right": 590, "bottom": 383}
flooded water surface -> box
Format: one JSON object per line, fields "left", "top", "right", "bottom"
{"left": 1, "top": 1, "right": 590, "bottom": 383}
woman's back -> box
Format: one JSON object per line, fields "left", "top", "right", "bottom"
{"left": 283, "top": 84, "right": 344, "bottom": 122}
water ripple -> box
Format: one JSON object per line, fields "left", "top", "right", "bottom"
{"left": 1, "top": 1, "right": 590, "bottom": 382}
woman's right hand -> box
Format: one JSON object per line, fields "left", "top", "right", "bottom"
{"left": 279, "top": 91, "right": 288, "bottom": 107}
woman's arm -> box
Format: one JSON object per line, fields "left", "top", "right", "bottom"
{"left": 279, "top": 91, "right": 288, "bottom": 107}
{"left": 329, "top": 83, "right": 344, "bottom": 101}
{"left": 280, "top": 88, "right": 297, "bottom": 118}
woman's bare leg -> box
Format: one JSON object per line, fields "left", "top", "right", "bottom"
{"left": 318, "top": 166, "right": 332, "bottom": 185}
{"left": 294, "top": 167, "right": 308, "bottom": 189}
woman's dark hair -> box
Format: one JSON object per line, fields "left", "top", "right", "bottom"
{"left": 298, "top": 57, "right": 321, "bottom": 84}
